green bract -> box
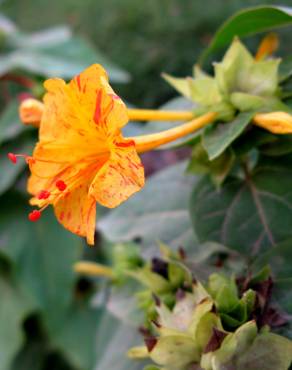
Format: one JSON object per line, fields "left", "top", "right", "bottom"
{"left": 164, "top": 38, "right": 284, "bottom": 120}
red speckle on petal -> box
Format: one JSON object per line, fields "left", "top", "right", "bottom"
{"left": 115, "top": 140, "right": 135, "bottom": 148}
{"left": 28, "top": 210, "right": 41, "bottom": 222}
{"left": 93, "top": 89, "right": 102, "bottom": 124}
{"left": 56, "top": 180, "right": 67, "bottom": 191}
{"left": 60, "top": 211, "right": 65, "bottom": 221}
{"left": 76, "top": 74, "right": 81, "bottom": 91}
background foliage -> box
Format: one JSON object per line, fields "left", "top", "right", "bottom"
{"left": 0, "top": 1, "right": 292, "bottom": 370}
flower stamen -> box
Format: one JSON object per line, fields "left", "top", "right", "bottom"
{"left": 28, "top": 210, "right": 41, "bottom": 222}
{"left": 56, "top": 180, "right": 67, "bottom": 191}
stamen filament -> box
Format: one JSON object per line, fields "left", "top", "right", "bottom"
{"left": 132, "top": 112, "right": 217, "bottom": 153}
{"left": 74, "top": 261, "right": 114, "bottom": 279}
{"left": 127, "top": 108, "right": 194, "bottom": 122}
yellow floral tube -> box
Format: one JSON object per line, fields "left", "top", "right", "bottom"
{"left": 74, "top": 261, "right": 114, "bottom": 278}
{"left": 19, "top": 99, "right": 195, "bottom": 126}
{"left": 253, "top": 112, "right": 292, "bottom": 134}
{"left": 128, "top": 108, "right": 194, "bottom": 121}
{"left": 133, "top": 112, "right": 217, "bottom": 153}
{"left": 255, "top": 33, "right": 279, "bottom": 61}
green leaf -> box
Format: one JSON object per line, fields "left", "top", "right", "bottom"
{"left": 200, "top": 6, "right": 292, "bottom": 64}
{"left": 1, "top": 26, "right": 130, "bottom": 83}
{"left": 238, "top": 332, "right": 292, "bottom": 370}
{"left": 0, "top": 272, "right": 36, "bottom": 370}
{"left": 0, "top": 135, "right": 34, "bottom": 196}
{"left": 202, "top": 111, "right": 254, "bottom": 160}
{"left": 99, "top": 161, "right": 199, "bottom": 254}
{"left": 252, "top": 238, "right": 292, "bottom": 279}
{"left": 260, "top": 135, "right": 292, "bottom": 157}
{"left": 188, "top": 144, "right": 234, "bottom": 186}
{"left": 0, "top": 193, "right": 101, "bottom": 369}
{"left": 95, "top": 310, "right": 147, "bottom": 370}
{"left": 279, "top": 55, "right": 292, "bottom": 82}
{"left": 52, "top": 303, "right": 101, "bottom": 370}
{"left": 190, "top": 155, "right": 292, "bottom": 255}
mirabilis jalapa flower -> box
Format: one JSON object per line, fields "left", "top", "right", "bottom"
{"left": 15, "top": 64, "right": 216, "bottom": 244}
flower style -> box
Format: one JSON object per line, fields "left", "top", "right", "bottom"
{"left": 15, "top": 64, "right": 216, "bottom": 244}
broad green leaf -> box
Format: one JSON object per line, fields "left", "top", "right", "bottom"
{"left": 0, "top": 26, "right": 130, "bottom": 83}
{"left": 260, "top": 135, "right": 292, "bottom": 156}
{"left": 202, "top": 111, "right": 254, "bottom": 160}
{"left": 238, "top": 332, "right": 292, "bottom": 370}
{"left": 0, "top": 135, "right": 34, "bottom": 196}
{"left": 188, "top": 144, "right": 234, "bottom": 187}
{"left": 11, "top": 340, "right": 46, "bottom": 370}
{"left": 0, "top": 99, "right": 30, "bottom": 145}
{"left": 279, "top": 56, "right": 292, "bottom": 82}
{"left": 190, "top": 155, "right": 292, "bottom": 255}
{"left": 99, "top": 162, "right": 199, "bottom": 255}
{"left": 252, "top": 238, "right": 292, "bottom": 279}
{"left": 0, "top": 193, "right": 100, "bottom": 369}
{"left": 106, "top": 280, "right": 144, "bottom": 326}
{"left": 0, "top": 272, "right": 36, "bottom": 370}
{"left": 94, "top": 310, "right": 147, "bottom": 370}
{"left": 52, "top": 304, "right": 101, "bottom": 370}
{"left": 200, "top": 6, "right": 292, "bottom": 64}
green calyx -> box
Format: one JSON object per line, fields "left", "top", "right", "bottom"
{"left": 125, "top": 246, "right": 292, "bottom": 370}
{"left": 163, "top": 38, "right": 282, "bottom": 120}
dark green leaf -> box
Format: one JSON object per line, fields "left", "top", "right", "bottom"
{"left": 99, "top": 162, "right": 199, "bottom": 255}
{"left": 200, "top": 6, "right": 292, "bottom": 64}
{"left": 52, "top": 303, "right": 101, "bottom": 370}
{"left": 1, "top": 27, "right": 130, "bottom": 83}
{"left": 238, "top": 332, "right": 292, "bottom": 370}
{"left": 279, "top": 56, "right": 292, "bottom": 82}
{"left": 190, "top": 156, "right": 292, "bottom": 255}
{"left": 202, "top": 112, "right": 254, "bottom": 160}
{"left": 0, "top": 273, "right": 36, "bottom": 370}
{"left": 252, "top": 238, "right": 292, "bottom": 279}
{"left": 260, "top": 135, "right": 292, "bottom": 156}
{"left": 94, "top": 310, "right": 147, "bottom": 370}
{"left": 0, "top": 193, "right": 101, "bottom": 369}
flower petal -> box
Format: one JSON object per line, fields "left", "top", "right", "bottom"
{"left": 253, "top": 112, "right": 292, "bottom": 134}
{"left": 89, "top": 139, "right": 144, "bottom": 208}
{"left": 54, "top": 184, "right": 97, "bottom": 245}
{"left": 40, "top": 64, "right": 128, "bottom": 147}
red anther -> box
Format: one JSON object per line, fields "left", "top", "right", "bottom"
{"left": 8, "top": 153, "right": 17, "bottom": 164}
{"left": 37, "top": 190, "right": 51, "bottom": 200}
{"left": 56, "top": 180, "right": 67, "bottom": 191}
{"left": 28, "top": 210, "right": 41, "bottom": 222}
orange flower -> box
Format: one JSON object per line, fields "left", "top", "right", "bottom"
{"left": 14, "top": 64, "right": 216, "bottom": 244}
{"left": 26, "top": 64, "right": 145, "bottom": 245}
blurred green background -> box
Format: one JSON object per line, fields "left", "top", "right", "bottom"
{"left": 0, "top": 1, "right": 292, "bottom": 370}
{"left": 3, "top": 0, "right": 292, "bottom": 106}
